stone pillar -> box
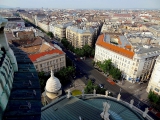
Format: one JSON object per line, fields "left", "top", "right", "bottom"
{"left": 117, "top": 93, "right": 121, "bottom": 101}
{"left": 93, "top": 89, "right": 96, "bottom": 97}
{"left": 82, "top": 89, "right": 84, "bottom": 98}
{"left": 67, "top": 89, "right": 71, "bottom": 99}
{"left": 143, "top": 107, "right": 149, "bottom": 118}
{"left": 129, "top": 99, "right": 134, "bottom": 108}
{"left": 105, "top": 90, "right": 108, "bottom": 97}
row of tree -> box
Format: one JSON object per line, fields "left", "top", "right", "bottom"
{"left": 61, "top": 38, "right": 95, "bottom": 57}
{"left": 94, "top": 59, "right": 121, "bottom": 80}
{"left": 84, "top": 80, "right": 113, "bottom": 96}
{"left": 38, "top": 66, "right": 75, "bottom": 93}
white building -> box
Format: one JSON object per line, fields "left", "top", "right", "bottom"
{"left": 94, "top": 33, "right": 160, "bottom": 82}
{"left": 28, "top": 42, "right": 66, "bottom": 73}
{"left": 146, "top": 55, "right": 160, "bottom": 95}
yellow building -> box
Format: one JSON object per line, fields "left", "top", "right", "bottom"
{"left": 66, "top": 26, "right": 95, "bottom": 48}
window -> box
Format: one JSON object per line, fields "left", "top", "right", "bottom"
{"left": 155, "top": 88, "right": 159, "bottom": 93}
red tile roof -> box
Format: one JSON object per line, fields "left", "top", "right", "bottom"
{"left": 28, "top": 49, "right": 64, "bottom": 62}
{"left": 96, "top": 34, "right": 134, "bottom": 59}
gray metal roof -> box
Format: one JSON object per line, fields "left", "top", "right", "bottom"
{"left": 67, "top": 26, "right": 95, "bottom": 34}
{"left": 41, "top": 96, "right": 102, "bottom": 120}
{"left": 3, "top": 45, "right": 41, "bottom": 120}
{"left": 41, "top": 96, "right": 147, "bottom": 120}
{"left": 85, "top": 98, "right": 146, "bottom": 120}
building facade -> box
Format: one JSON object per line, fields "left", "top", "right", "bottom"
{"left": 66, "top": 26, "right": 95, "bottom": 48}
{"left": 94, "top": 34, "right": 160, "bottom": 82}
{"left": 29, "top": 48, "right": 66, "bottom": 73}
{"left": 146, "top": 55, "right": 160, "bottom": 95}
{"left": 53, "top": 22, "right": 73, "bottom": 40}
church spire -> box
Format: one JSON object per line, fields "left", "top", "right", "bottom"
{"left": 51, "top": 68, "right": 54, "bottom": 77}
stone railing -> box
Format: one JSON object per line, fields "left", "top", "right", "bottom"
{"left": 75, "top": 94, "right": 154, "bottom": 120}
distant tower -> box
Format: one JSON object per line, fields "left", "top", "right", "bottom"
{"left": 41, "top": 69, "right": 62, "bottom": 105}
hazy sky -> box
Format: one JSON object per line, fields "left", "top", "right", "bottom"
{"left": 0, "top": 0, "right": 160, "bottom": 9}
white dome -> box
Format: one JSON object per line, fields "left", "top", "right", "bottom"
{"left": 45, "top": 70, "right": 61, "bottom": 93}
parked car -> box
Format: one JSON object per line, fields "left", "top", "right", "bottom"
{"left": 99, "top": 84, "right": 104, "bottom": 88}
{"left": 113, "top": 79, "right": 118, "bottom": 83}
{"left": 89, "top": 78, "right": 95, "bottom": 83}
{"left": 104, "top": 73, "right": 109, "bottom": 77}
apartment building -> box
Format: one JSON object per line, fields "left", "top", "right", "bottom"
{"left": 66, "top": 26, "right": 95, "bottom": 48}
{"left": 29, "top": 47, "right": 66, "bottom": 73}
{"left": 101, "top": 22, "right": 120, "bottom": 34}
{"left": 146, "top": 55, "right": 160, "bottom": 95}
{"left": 37, "top": 21, "right": 50, "bottom": 33}
{"left": 53, "top": 22, "right": 73, "bottom": 40}
{"left": 94, "top": 33, "right": 160, "bottom": 82}
{"left": 149, "top": 25, "right": 160, "bottom": 37}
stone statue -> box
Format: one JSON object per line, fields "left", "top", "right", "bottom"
{"left": 100, "top": 102, "right": 110, "bottom": 120}
{"left": 129, "top": 99, "right": 134, "bottom": 108}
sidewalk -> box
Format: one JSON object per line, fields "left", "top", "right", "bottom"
{"left": 117, "top": 80, "right": 149, "bottom": 103}
{"left": 65, "top": 78, "right": 86, "bottom": 92}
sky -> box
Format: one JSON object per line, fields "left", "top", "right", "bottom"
{"left": 0, "top": 0, "right": 160, "bottom": 9}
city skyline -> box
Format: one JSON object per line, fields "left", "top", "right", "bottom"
{"left": 0, "top": 0, "right": 160, "bottom": 9}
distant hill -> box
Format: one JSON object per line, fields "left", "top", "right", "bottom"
{"left": 0, "top": 5, "right": 12, "bottom": 8}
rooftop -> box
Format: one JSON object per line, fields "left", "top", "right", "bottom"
{"left": 41, "top": 95, "right": 150, "bottom": 120}
{"left": 3, "top": 45, "right": 41, "bottom": 120}
{"left": 28, "top": 48, "right": 64, "bottom": 62}
{"left": 67, "top": 26, "right": 95, "bottom": 34}
{"left": 96, "top": 34, "right": 134, "bottom": 59}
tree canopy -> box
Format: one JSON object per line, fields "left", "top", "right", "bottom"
{"left": 38, "top": 66, "right": 75, "bottom": 93}
{"left": 61, "top": 38, "right": 95, "bottom": 57}
{"left": 47, "top": 32, "right": 54, "bottom": 38}
{"left": 95, "top": 59, "right": 121, "bottom": 80}
{"left": 84, "top": 80, "right": 106, "bottom": 95}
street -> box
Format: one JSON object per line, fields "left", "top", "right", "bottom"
{"left": 25, "top": 21, "right": 159, "bottom": 119}
{"left": 61, "top": 48, "right": 159, "bottom": 120}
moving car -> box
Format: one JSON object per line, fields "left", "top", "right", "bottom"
{"left": 99, "top": 84, "right": 104, "bottom": 88}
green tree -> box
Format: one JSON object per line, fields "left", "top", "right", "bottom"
{"left": 82, "top": 45, "right": 92, "bottom": 57}
{"left": 84, "top": 80, "right": 106, "bottom": 95}
{"left": 47, "top": 32, "right": 54, "bottom": 38}
{"left": 38, "top": 71, "right": 50, "bottom": 93}
{"left": 84, "top": 80, "right": 95, "bottom": 94}
{"left": 101, "top": 59, "right": 112, "bottom": 73}
{"left": 148, "top": 91, "right": 160, "bottom": 104}
{"left": 95, "top": 59, "right": 121, "bottom": 80}
{"left": 61, "top": 38, "right": 70, "bottom": 48}
{"left": 91, "top": 49, "right": 95, "bottom": 57}
{"left": 55, "top": 66, "right": 75, "bottom": 85}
